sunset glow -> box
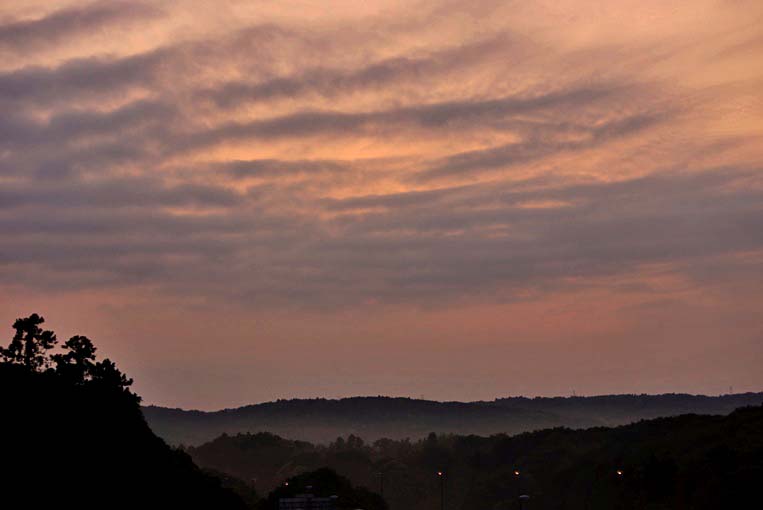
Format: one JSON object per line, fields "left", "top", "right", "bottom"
{"left": 1, "top": 0, "right": 761, "bottom": 409}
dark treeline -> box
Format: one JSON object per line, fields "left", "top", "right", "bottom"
{"left": 144, "top": 392, "right": 763, "bottom": 446}
{"left": 188, "top": 406, "right": 763, "bottom": 510}
{"left": 2, "top": 314, "right": 247, "bottom": 509}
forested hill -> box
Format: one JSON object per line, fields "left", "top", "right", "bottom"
{"left": 143, "top": 392, "right": 763, "bottom": 446}
{"left": 2, "top": 314, "right": 247, "bottom": 509}
{"left": 186, "top": 405, "right": 763, "bottom": 510}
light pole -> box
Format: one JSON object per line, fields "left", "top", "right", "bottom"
{"left": 616, "top": 469, "right": 625, "bottom": 510}
{"left": 378, "top": 471, "right": 384, "bottom": 499}
{"left": 514, "top": 470, "right": 523, "bottom": 510}
{"left": 437, "top": 471, "right": 445, "bottom": 510}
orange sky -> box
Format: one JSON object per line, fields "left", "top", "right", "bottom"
{"left": 1, "top": 0, "right": 762, "bottom": 409}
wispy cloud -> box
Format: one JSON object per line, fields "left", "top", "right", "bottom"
{"left": 0, "top": 1, "right": 164, "bottom": 55}
{"left": 1, "top": 0, "right": 761, "bottom": 406}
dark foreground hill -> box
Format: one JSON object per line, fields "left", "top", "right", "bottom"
{"left": 187, "top": 405, "right": 763, "bottom": 510}
{"left": 144, "top": 392, "right": 763, "bottom": 445}
{"left": 260, "top": 468, "right": 387, "bottom": 510}
{"left": 2, "top": 314, "right": 246, "bottom": 510}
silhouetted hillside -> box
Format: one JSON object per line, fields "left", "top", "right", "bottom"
{"left": 2, "top": 314, "right": 248, "bottom": 510}
{"left": 187, "top": 406, "right": 763, "bottom": 510}
{"left": 144, "top": 392, "right": 763, "bottom": 445}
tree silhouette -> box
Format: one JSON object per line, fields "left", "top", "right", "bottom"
{"left": 52, "top": 335, "right": 97, "bottom": 383}
{"left": 1, "top": 313, "right": 247, "bottom": 509}
{"left": 0, "top": 313, "right": 57, "bottom": 370}
{"left": 92, "top": 357, "right": 136, "bottom": 395}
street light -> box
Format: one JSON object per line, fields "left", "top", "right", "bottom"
{"left": 513, "top": 469, "right": 526, "bottom": 510}
{"left": 437, "top": 471, "right": 445, "bottom": 510}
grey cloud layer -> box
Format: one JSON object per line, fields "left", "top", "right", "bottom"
{"left": 2, "top": 167, "right": 760, "bottom": 305}
{"left": 196, "top": 34, "right": 519, "bottom": 108}
{"left": 0, "top": 0, "right": 760, "bottom": 309}
{"left": 0, "top": 2, "right": 163, "bottom": 54}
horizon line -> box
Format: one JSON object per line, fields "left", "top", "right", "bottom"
{"left": 143, "top": 390, "right": 763, "bottom": 413}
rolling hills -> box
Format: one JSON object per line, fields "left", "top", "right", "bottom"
{"left": 144, "top": 392, "right": 763, "bottom": 446}
{"left": 186, "top": 405, "right": 763, "bottom": 510}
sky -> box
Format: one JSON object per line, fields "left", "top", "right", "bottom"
{"left": 1, "top": 0, "right": 762, "bottom": 410}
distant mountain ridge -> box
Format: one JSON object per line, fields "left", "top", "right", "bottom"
{"left": 143, "top": 392, "right": 763, "bottom": 446}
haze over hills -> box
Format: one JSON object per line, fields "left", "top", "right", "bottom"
{"left": 186, "top": 405, "right": 763, "bottom": 510}
{"left": 143, "top": 392, "right": 763, "bottom": 446}
{"left": 5, "top": 313, "right": 762, "bottom": 509}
